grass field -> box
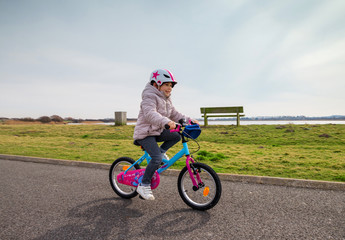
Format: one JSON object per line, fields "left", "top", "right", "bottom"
{"left": 0, "top": 123, "right": 344, "bottom": 182}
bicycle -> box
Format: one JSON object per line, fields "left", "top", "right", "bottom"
{"left": 109, "top": 120, "right": 222, "bottom": 210}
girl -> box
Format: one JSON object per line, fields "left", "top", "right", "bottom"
{"left": 133, "top": 69, "right": 198, "bottom": 200}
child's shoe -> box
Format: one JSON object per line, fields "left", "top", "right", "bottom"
{"left": 162, "top": 152, "right": 170, "bottom": 160}
{"left": 136, "top": 184, "right": 155, "bottom": 200}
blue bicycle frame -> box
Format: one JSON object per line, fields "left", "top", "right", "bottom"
{"left": 124, "top": 142, "right": 190, "bottom": 175}
{"left": 123, "top": 140, "right": 202, "bottom": 189}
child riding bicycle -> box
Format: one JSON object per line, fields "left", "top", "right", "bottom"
{"left": 133, "top": 69, "right": 199, "bottom": 200}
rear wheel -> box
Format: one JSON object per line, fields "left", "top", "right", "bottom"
{"left": 178, "top": 162, "right": 222, "bottom": 210}
{"left": 109, "top": 157, "right": 140, "bottom": 199}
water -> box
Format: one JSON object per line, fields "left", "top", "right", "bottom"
{"left": 199, "top": 120, "right": 345, "bottom": 125}
{"left": 70, "top": 120, "right": 345, "bottom": 125}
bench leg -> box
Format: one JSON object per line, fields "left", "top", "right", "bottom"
{"left": 237, "top": 114, "right": 240, "bottom": 126}
{"left": 204, "top": 116, "right": 208, "bottom": 126}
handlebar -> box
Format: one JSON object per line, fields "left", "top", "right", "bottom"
{"left": 165, "top": 124, "right": 181, "bottom": 132}
{"left": 164, "top": 119, "right": 198, "bottom": 132}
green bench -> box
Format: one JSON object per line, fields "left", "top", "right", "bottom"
{"left": 200, "top": 106, "right": 245, "bottom": 126}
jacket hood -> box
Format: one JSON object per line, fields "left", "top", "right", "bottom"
{"left": 142, "top": 82, "right": 169, "bottom": 100}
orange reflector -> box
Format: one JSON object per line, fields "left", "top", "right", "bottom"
{"left": 203, "top": 187, "right": 210, "bottom": 197}
{"left": 122, "top": 166, "right": 129, "bottom": 171}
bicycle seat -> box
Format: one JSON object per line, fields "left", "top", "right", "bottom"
{"left": 133, "top": 140, "right": 145, "bottom": 150}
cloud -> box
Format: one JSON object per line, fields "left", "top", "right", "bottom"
{"left": 0, "top": 47, "right": 151, "bottom": 118}
{"left": 1, "top": 0, "right": 345, "bottom": 119}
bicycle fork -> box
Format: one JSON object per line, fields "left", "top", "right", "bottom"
{"left": 186, "top": 155, "right": 204, "bottom": 191}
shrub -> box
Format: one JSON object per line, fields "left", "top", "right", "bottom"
{"left": 20, "top": 117, "right": 35, "bottom": 122}
{"left": 37, "top": 116, "right": 51, "bottom": 123}
{"left": 51, "top": 115, "right": 64, "bottom": 123}
{"left": 64, "top": 117, "right": 75, "bottom": 122}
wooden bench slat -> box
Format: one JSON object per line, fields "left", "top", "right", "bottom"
{"left": 201, "top": 114, "right": 245, "bottom": 118}
{"left": 200, "top": 106, "right": 243, "bottom": 114}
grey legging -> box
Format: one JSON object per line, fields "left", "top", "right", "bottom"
{"left": 136, "top": 129, "right": 181, "bottom": 185}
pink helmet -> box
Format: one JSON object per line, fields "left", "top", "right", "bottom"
{"left": 150, "top": 69, "right": 177, "bottom": 87}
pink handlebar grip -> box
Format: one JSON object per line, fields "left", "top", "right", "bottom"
{"left": 170, "top": 124, "right": 181, "bottom": 133}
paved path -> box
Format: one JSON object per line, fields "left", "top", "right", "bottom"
{"left": 1, "top": 159, "right": 344, "bottom": 240}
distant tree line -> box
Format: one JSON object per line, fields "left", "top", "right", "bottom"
{"left": 6, "top": 115, "right": 66, "bottom": 123}
{"left": 0, "top": 115, "right": 75, "bottom": 123}
{"left": 207, "top": 115, "right": 345, "bottom": 121}
{"left": 241, "top": 115, "right": 345, "bottom": 121}
{"left": 0, "top": 116, "right": 117, "bottom": 123}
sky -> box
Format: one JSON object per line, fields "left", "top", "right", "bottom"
{"left": 1, "top": 0, "right": 345, "bottom": 119}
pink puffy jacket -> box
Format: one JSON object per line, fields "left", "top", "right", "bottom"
{"left": 133, "top": 83, "right": 190, "bottom": 140}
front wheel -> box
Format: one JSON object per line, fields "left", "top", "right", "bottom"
{"left": 178, "top": 162, "right": 222, "bottom": 210}
{"left": 109, "top": 157, "right": 140, "bottom": 199}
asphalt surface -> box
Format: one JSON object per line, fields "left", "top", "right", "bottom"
{"left": 1, "top": 159, "right": 344, "bottom": 240}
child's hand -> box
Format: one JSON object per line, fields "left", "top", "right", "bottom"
{"left": 168, "top": 121, "right": 176, "bottom": 129}
{"left": 191, "top": 119, "right": 200, "bottom": 125}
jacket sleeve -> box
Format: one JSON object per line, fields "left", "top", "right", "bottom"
{"left": 141, "top": 95, "right": 170, "bottom": 128}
